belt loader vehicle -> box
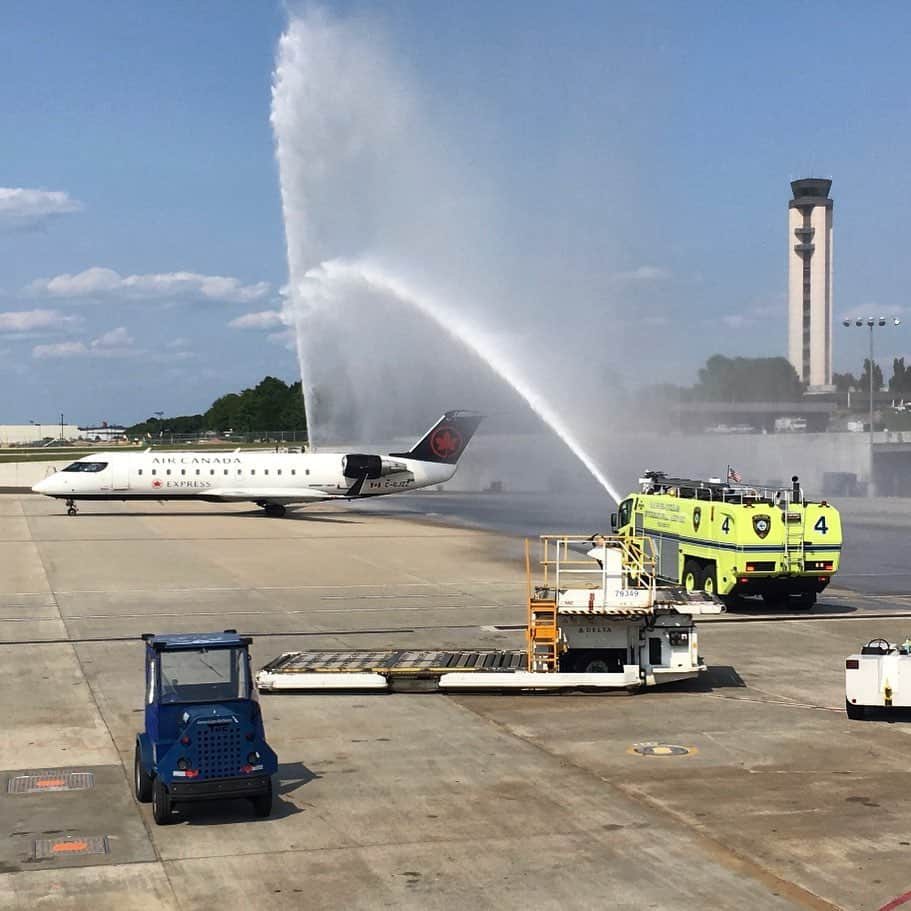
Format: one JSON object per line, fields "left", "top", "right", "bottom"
{"left": 134, "top": 630, "right": 278, "bottom": 825}
{"left": 611, "top": 471, "right": 842, "bottom": 608}
{"left": 256, "top": 534, "right": 722, "bottom": 693}
{"left": 845, "top": 637, "right": 911, "bottom": 719}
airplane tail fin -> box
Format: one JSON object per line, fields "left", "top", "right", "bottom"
{"left": 390, "top": 411, "right": 484, "bottom": 464}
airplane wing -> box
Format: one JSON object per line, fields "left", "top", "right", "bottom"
{"left": 202, "top": 488, "right": 336, "bottom": 506}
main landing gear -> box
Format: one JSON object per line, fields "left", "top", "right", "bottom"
{"left": 65, "top": 498, "right": 78, "bottom": 517}
{"left": 263, "top": 504, "right": 287, "bottom": 518}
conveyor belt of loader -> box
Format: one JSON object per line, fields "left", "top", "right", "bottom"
{"left": 255, "top": 649, "right": 649, "bottom": 693}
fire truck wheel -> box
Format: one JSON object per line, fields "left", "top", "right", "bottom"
{"left": 793, "top": 592, "right": 817, "bottom": 608}
{"left": 845, "top": 699, "right": 866, "bottom": 720}
{"left": 682, "top": 560, "right": 701, "bottom": 593}
{"left": 134, "top": 742, "right": 153, "bottom": 803}
{"left": 701, "top": 565, "right": 717, "bottom": 596}
{"left": 152, "top": 778, "right": 174, "bottom": 825}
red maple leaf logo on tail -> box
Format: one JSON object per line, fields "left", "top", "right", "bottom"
{"left": 430, "top": 427, "right": 463, "bottom": 459}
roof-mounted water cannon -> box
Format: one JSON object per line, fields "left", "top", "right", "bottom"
{"left": 638, "top": 470, "right": 666, "bottom": 492}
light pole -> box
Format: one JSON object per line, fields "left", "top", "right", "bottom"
{"left": 842, "top": 316, "right": 901, "bottom": 493}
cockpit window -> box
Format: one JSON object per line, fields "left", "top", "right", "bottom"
{"left": 62, "top": 461, "right": 108, "bottom": 473}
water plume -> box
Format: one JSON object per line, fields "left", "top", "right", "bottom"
{"left": 271, "top": 8, "right": 623, "bottom": 502}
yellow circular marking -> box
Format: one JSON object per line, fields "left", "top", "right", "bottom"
{"left": 627, "top": 742, "right": 697, "bottom": 757}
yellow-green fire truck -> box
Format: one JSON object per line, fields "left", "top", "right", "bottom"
{"left": 611, "top": 471, "right": 842, "bottom": 607}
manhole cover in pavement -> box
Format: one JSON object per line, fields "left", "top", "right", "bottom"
{"left": 34, "top": 836, "right": 109, "bottom": 859}
{"left": 7, "top": 771, "right": 95, "bottom": 794}
{"left": 630, "top": 742, "right": 692, "bottom": 757}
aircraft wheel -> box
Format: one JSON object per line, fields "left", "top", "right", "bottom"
{"left": 152, "top": 778, "right": 174, "bottom": 825}
{"left": 845, "top": 699, "right": 866, "bottom": 721}
{"left": 251, "top": 778, "right": 273, "bottom": 818}
{"left": 67, "top": 507, "right": 77, "bottom": 517}
{"left": 682, "top": 560, "right": 701, "bottom": 593}
{"left": 264, "top": 504, "right": 286, "bottom": 518}
{"left": 134, "top": 742, "right": 153, "bottom": 803}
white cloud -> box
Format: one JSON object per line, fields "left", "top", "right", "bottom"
{"left": 0, "top": 309, "right": 81, "bottom": 333}
{"left": 28, "top": 266, "right": 271, "bottom": 304}
{"left": 33, "top": 326, "right": 137, "bottom": 359}
{"left": 32, "top": 341, "right": 87, "bottom": 359}
{"left": 612, "top": 265, "right": 671, "bottom": 282}
{"left": 228, "top": 309, "right": 286, "bottom": 329}
{"left": 0, "top": 187, "right": 83, "bottom": 221}
{"left": 91, "top": 326, "right": 133, "bottom": 349}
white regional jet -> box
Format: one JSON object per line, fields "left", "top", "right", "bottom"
{"left": 32, "top": 410, "right": 483, "bottom": 518}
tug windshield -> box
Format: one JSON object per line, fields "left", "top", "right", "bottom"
{"left": 159, "top": 647, "right": 249, "bottom": 703}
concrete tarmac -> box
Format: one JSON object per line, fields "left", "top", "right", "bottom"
{"left": 1, "top": 493, "right": 910, "bottom": 910}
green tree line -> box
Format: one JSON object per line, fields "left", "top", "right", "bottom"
{"left": 638, "top": 354, "right": 911, "bottom": 405}
{"left": 126, "top": 376, "right": 307, "bottom": 436}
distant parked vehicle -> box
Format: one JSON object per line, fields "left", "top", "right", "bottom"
{"left": 774, "top": 417, "right": 807, "bottom": 432}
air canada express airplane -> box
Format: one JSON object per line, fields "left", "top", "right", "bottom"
{"left": 32, "top": 411, "right": 483, "bottom": 518}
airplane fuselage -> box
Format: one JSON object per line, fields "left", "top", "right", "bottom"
{"left": 33, "top": 450, "right": 452, "bottom": 504}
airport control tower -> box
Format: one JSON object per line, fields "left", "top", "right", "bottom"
{"left": 788, "top": 178, "right": 834, "bottom": 391}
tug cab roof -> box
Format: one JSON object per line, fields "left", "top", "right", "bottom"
{"left": 141, "top": 631, "right": 251, "bottom": 651}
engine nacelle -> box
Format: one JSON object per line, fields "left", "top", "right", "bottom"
{"left": 341, "top": 454, "right": 408, "bottom": 479}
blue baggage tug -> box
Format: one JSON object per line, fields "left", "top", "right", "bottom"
{"left": 134, "top": 630, "right": 278, "bottom": 825}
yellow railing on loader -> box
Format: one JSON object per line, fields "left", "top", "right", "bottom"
{"left": 525, "top": 535, "right": 658, "bottom": 672}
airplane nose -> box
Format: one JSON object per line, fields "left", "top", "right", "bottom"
{"left": 32, "top": 478, "right": 51, "bottom": 494}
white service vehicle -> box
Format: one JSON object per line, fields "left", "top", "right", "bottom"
{"left": 845, "top": 637, "right": 911, "bottom": 719}
{"left": 257, "top": 534, "right": 723, "bottom": 693}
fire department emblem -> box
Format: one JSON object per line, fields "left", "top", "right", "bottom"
{"left": 692, "top": 506, "right": 701, "bottom": 532}
{"left": 430, "top": 425, "right": 463, "bottom": 459}
{"left": 753, "top": 514, "right": 771, "bottom": 539}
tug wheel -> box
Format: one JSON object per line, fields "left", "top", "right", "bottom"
{"left": 134, "top": 742, "right": 153, "bottom": 803}
{"left": 251, "top": 778, "right": 273, "bottom": 818}
{"left": 845, "top": 699, "right": 866, "bottom": 721}
{"left": 152, "top": 778, "right": 174, "bottom": 825}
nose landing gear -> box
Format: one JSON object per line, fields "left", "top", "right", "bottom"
{"left": 65, "top": 498, "right": 78, "bottom": 517}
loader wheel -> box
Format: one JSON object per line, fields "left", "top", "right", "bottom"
{"left": 152, "top": 778, "right": 174, "bottom": 825}
{"left": 251, "top": 778, "right": 273, "bottom": 818}
{"left": 701, "top": 565, "right": 717, "bottom": 596}
{"left": 683, "top": 560, "right": 701, "bottom": 593}
{"left": 845, "top": 699, "right": 866, "bottom": 721}
{"left": 574, "top": 651, "right": 612, "bottom": 674}
{"left": 134, "top": 742, "right": 153, "bottom": 803}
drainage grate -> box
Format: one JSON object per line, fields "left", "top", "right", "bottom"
{"left": 7, "top": 771, "right": 95, "bottom": 794}
{"left": 34, "top": 835, "right": 109, "bottom": 859}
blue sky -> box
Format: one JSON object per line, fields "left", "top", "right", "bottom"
{"left": 2, "top": 2, "right": 910, "bottom": 426}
